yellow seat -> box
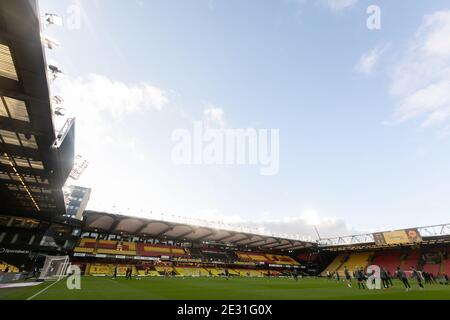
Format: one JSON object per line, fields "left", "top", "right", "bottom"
{"left": 74, "top": 247, "right": 94, "bottom": 253}
{"left": 335, "top": 252, "right": 373, "bottom": 277}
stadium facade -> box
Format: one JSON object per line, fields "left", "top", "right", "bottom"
{"left": 63, "top": 185, "right": 91, "bottom": 220}
{"left": 0, "top": 0, "right": 450, "bottom": 285}
{"left": 0, "top": 0, "right": 80, "bottom": 277}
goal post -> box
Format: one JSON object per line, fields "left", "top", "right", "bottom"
{"left": 39, "top": 255, "right": 70, "bottom": 281}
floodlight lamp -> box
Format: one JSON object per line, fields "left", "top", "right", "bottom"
{"left": 42, "top": 35, "right": 60, "bottom": 50}
{"left": 48, "top": 64, "right": 63, "bottom": 81}
{"left": 54, "top": 107, "right": 66, "bottom": 116}
{"left": 44, "top": 13, "right": 63, "bottom": 27}
{"left": 52, "top": 96, "right": 64, "bottom": 105}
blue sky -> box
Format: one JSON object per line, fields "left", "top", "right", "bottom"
{"left": 40, "top": 0, "right": 450, "bottom": 239}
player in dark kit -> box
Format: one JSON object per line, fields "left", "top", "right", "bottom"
{"left": 355, "top": 267, "right": 366, "bottom": 289}
{"left": 125, "top": 266, "right": 132, "bottom": 280}
{"left": 112, "top": 265, "right": 118, "bottom": 279}
{"left": 387, "top": 270, "right": 394, "bottom": 287}
{"left": 396, "top": 267, "right": 411, "bottom": 291}
{"left": 411, "top": 267, "right": 424, "bottom": 289}
{"left": 380, "top": 267, "right": 390, "bottom": 289}
{"left": 344, "top": 266, "right": 352, "bottom": 288}
{"left": 335, "top": 271, "right": 340, "bottom": 282}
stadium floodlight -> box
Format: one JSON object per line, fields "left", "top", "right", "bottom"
{"left": 51, "top": 96, "right": 66, "bottom": 115}
{"left": 44, "top": 13, "right": 63, "bottom": 27}
{"left": 54, "top": 107, "right": 66, "bottom": 116}
{"left": 52, "top": 95, "right": 64, "bottom": 105}
{"left": 41, "top": 34, "right": 60, "bottom": 50}
{"left": 48, "top": 64, "right": 63, "bottom": 81}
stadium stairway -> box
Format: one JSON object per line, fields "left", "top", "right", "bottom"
{"left": 421, "top": 250, "right": 442, "bottom": 276}
{"left": 205, "top": 268, "right": 224, "bottom": 276}
{"left": 320, "top": 254, "right": 346, "bottom": 276}
{"left": 335, "top": 252, "right": 373, "bottom": 276}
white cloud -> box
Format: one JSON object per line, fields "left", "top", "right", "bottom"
{"left": 53, "top": 74, "right": 353, "bottom": 240}
{"left": 56, "top": 73, "right": 168, "bottom": 118}
{"left": 355, "top": 44, "right": 388, "bottom": 75}
{"left": 288, "top": 0, "right": 357, "bottom": 15}
{"left": 53, "top": 73, "right": 168, "bottom": 136}
{"left": 172, "top": 209, "right": 359, "bottom": 241}
{"left": 316, "top": 0, "right": 357, "bottom": 12}
{"left": 246, "top": 214, "right": 357, "bottom": 240}
{"left": 52, "top": 73, "right": 169, "bottom": 184}
{"left": 203, "top": 105, "right": 226, "bottom": 128}
{"left": 388, "top": 11, "right": 450, "bottom": 130}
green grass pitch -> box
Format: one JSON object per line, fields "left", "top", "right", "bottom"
{"left": 1, "top": 277, "right": 450, "bottom": 300}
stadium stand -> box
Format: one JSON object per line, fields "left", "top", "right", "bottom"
{"left": 74, "top": 239, "right": 190, "bottom": 257}
{"left": 0, "top": 261, "right": 19, "bottom": 273}
{"left": 205, "top": 268, "right": 225, "bottom": 276}
{"left": 236, "top": 252, "right": 266, "bottom": 262}
{"left": 232, "top": 269, "right": 265, "bottom": 277}
{"left": 176, "top": 267, "right": 210, "bottom": 276}
{"left": 74, "top": 238, "right": 96, "bottom": 253}
{"left": 422, "top": 249, "right": 442, "bottom": 276}
{"left": 137, "top": 270, "right": 160, "bottom": 276}
{"left": 137, "top": 243, "right": 188, "bottom": 257}
{"left": 155, "top": 265, "right": 175, "bottom": 275}
{"left": 227, "top": 269, "right": 240, "bottom": 276}
{"left": 235, "top": 251, "right": 300, "bottom": 265}
{"left": 88, "top": 264, "right": 111, "bottom": 275}
{"left": 402, "top": 250, "right": 421, "bottom": 270}
{"left": 297, "top": 252, "right": 319, "bottom": 263}
{"left": 371, "top": 251, "right": 403, "bottom": 275}
{"left": 335, "top": 252, "right": 373, "bottom": 276}
{"left": 321, "top": 254, "right": 346, "bottom": 276}
{"left": 266, "top": 254, "right": 300, "bottom": 265}
{"left": 422, "top": 263, "right": 440, "bottom": 276}
{"left": 88, "top": 264, "right": 137, "bottom": 276}
{"left": 96, "top": 240, "right": 137, "bottom": 256}
{"left": 201, "top": 248, "right": 229, "bottom": 263}
{"left": 444, "top": 258, "right": 450, "bottom": 276}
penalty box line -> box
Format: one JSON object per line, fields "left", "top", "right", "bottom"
{"left": 26, "top": 278, "right": 62, "bottom": 300}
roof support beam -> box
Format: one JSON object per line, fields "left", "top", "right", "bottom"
{"left": 236, "top": 238, "right": 264, "bottom": 246}
{"left": 153, "top": 226, "right": 175, "bottom": 238}
{"left": 213, "top": 233, "right": 236, "bottom": 242}
{"left": 190, "top": 231, "right": 215, "bottom": 242}
{"left": 266, "top": 242, "right": 293, "bottom": 250}
{"left": 249, "top": 239, "right": 279, "bottom": 247}
{"left": 222, "top": 234, "right": 251, "bottom": 244}
{"left": 174, "top": 229, "right": 196, "bottom": 240}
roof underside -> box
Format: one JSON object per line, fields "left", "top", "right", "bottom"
{"left": 0, "top": 0, "right": 71, "bottom": 216}
{"left": 83, "top": 211, "right": 317, "bottom": 251}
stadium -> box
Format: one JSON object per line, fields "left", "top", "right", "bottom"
{"left": 1, "top": 0, "right": 450, "bottom": 304}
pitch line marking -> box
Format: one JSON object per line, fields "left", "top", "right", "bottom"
{"left": 26, "top": 279, "right": 61, "bottom": 300}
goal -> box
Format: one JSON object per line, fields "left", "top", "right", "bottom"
{"left": 39, "top": 255, "right": 70, "bottom": 281}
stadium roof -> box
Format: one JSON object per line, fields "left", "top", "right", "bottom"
{"left": 0, "top": 0, "right": 74, "bottom": 217}
{"left": 83, "top": 211, "right": 317, "bottom": 251}
{"left": 318, "top": 223, "right": 450, "bottom": 250}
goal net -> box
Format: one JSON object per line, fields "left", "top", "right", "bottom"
{"left": 39, "top": 255, "right": 70, "bottom": 281}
